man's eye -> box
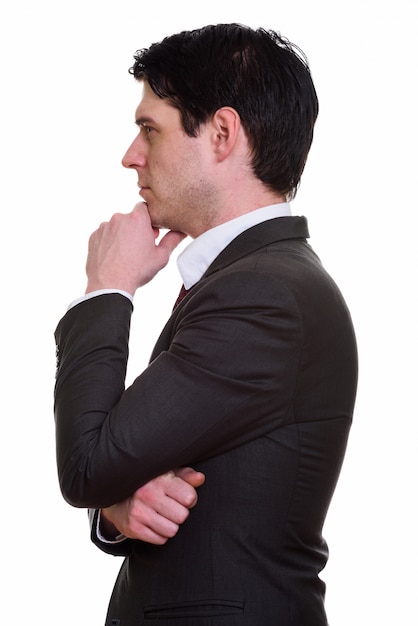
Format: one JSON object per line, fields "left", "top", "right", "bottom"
{"left": 141, "top": 124, "right": 154, "bottom": 135}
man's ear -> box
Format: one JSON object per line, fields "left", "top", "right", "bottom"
{"left": 211, "top": 107, "right": 241, "bottom": 161}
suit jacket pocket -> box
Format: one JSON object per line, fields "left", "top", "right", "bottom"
{"left": 144, "top": 599, "right": 244, "bottom": 619}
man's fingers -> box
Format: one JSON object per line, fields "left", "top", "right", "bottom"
{"left": 175, "top": 467, "right": 206, "bottom": 488}
{"left": 125, "top": 518, "right": 178, "bottom": 545}
{"left": 163, "top": 469, "right": 205, "bottom": 510}
{"left": 157, "top": 229, "right": 187, "bottom": 257}
{"left": 108, "top": 468, "right": 205, "bottom": 544}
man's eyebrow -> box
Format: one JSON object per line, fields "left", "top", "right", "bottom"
{"left": 135, "top": 116, "right": 157, "bottom": 127}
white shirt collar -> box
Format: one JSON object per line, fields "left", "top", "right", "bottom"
{"left": 177, "top": 203, "right": 292, "bottom": 289}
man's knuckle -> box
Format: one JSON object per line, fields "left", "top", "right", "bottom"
{"left": 184, "top": 491, "right": 197, "bottom": 507}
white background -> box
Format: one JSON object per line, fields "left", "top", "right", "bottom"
{"left": 1, "top": 0, "right": 417, "bottom": 624}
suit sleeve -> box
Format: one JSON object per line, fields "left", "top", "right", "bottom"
{"left": 54, "top": 274, "right": 302, "bottom": 509}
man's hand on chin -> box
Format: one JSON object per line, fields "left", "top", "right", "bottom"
{"left": 85, "top": 202, "right": 186, "bottom": 296}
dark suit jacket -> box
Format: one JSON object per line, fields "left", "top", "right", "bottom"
{"left": 54, "top": 216, "right": 358, "bottom": 625}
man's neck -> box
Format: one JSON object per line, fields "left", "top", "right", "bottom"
{"left": 191, "top": 192, "right": 287, "bottom": 239}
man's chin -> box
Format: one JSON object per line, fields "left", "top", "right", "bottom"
{"left": 148, "top": 215, "right": 170, "bottom": 232}
{"left": 146, "top": 203, "right": 183, "bottom": 233}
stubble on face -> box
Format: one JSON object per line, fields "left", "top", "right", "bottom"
{"left": 146, "top": 140, "right": 220, "bottom": 238}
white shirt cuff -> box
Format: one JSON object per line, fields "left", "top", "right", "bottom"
{"left": 96, "top": 509, "right": 127, "bottom": 544}
{"left": 68, "top": 289, "right": 134, "bottom": 311}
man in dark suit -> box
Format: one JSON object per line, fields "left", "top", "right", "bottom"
{"left": 54, "top": 24, "right": 358, "bottom": 625}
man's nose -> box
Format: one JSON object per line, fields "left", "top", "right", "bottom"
{"left": 122, "top": 136, "right": 146, "bottom": 169}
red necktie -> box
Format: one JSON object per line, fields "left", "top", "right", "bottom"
{"left": 173, "top": 284, "right": 188, "bottom": 310}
